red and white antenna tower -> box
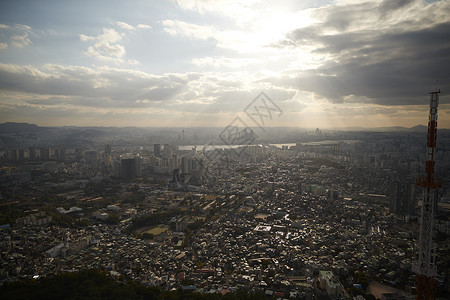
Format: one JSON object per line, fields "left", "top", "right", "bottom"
{"left": 412, "top": 89, "right": 442, "bottom": 300}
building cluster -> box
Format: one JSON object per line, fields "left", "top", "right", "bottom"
{"left": 0, "top": 143, "right": 209, "bottom": 186}
{"left": 0, "top": 131, "right": 449, "bottom": 298}
{"left": 0, "top": 178, "right": 438, "bottom": 298}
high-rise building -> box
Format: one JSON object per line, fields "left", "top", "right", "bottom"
{"left": 10, "top": 149, "right": 18, "bottom": 162}
{"left": 28, "top": 147, "right": 36, "bottom": 161}
{"left": 181, "top": 156, "right": 190, "bottom": 174}
{"left": 390, "top": 180, "right": 417, "bottom": 216}
{"left": 84, "top": 150, "right": 98, "bottom": 168}
{"left": 120, "top": 156, "right": 141, "bottom": 178}
{"left": 168, "top": 154, "right": 179, "bottom": 172}
{"left": 389, "top": 181, "right": 401, "bottom": 214}
{"left": 163, "top": 144, "right": 173, "bottom": 157}
{"left": 104, "top": 144, "right": 111, "bottom": 156}
{"left": 112, "top": 160, "right": 121, "bottom": 177}
{"left": 18, "top": 149, "right": 24, "bottom": 161}
{"left": 404, "top": 180, "right": 417, "bottom": 216}
{"left": 191, "top": 158, "right": 198, "bottom": 171}
{"left": 40, "top": 147, "right": 50, "bottom": 161}
{"left": 154, "top": 144, "right": 161, "bottom": 157}
{"left": 3, "top": 150, "right": 15, "bottom": 162}
{"left": 54, "top": 148, "right": 66, "bottom": 162}
{"left": 75, "top": 148, "right": 83, "bottom": 162}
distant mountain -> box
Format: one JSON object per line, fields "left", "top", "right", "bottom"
{"left": 0, "top": 122, "right": 46, "bottom": 134}
{"left": 406, "top": 125, "right": 428, "bottom": 132}
{"left": 322, "top": 125, "right": 429, "bottom": 132}
{"left": 371, "top": 125, "right": 428, "bottom": 132}
{"left": 371, "top": 125, "right": 450, "bottom": 133}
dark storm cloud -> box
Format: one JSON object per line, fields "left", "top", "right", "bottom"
{"left": 273, "top": 1, "right": 450, "bottom": 106}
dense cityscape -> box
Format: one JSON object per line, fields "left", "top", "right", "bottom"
{"left": 1, "top": 0, "right": 450, "bottom": 299}
{"left": 0, "top": 123, "right": 449, "bottom": 299}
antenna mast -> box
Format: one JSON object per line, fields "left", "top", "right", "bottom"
{"left": 413, "top": 89, "right": 441, "bottom": 300}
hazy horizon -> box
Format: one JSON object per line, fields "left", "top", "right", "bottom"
{"left": 2, "top": 121, "right": 443, "bottom": 131}
{"left": 1, "top": 0, "right": 450, "bottom": 128}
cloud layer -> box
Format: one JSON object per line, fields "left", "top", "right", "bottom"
{"left": 0, "top": 23, "right": 33, "bottom": 50}
{"left": 270, "top": 0, "right": 450, "bottom": 105}
{"left": 0, "top": 0, "right": 449, "bottom": 128}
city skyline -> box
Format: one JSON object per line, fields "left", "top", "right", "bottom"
{"left": 0, "top": 0, "right": 450, "bottom": 128}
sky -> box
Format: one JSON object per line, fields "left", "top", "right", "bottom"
{"left": 0, "top": 0, "right": 449, "bottom": 129}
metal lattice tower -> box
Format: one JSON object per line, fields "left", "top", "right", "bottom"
{"left": 412, "top": 89, "right": 441, "bottom": 300}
